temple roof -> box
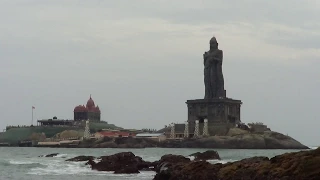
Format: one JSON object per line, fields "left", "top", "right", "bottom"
{"left": 74, "top": 95, "right": 100, "bottom": 113}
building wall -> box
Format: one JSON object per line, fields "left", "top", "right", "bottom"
{"left": 135, "top": 135, "right": 167, "bottom": 142}
{"left": 87, "top": 112, "right": 101, "bottom": 121}
{"left": 74, "top": 112, "right": 100, "bottom": 121}
{"left": 74, "top": 112, "right": 88, "bottom": 121}
{"left": 187, "top": 99, "right": 242, "bottom": 124}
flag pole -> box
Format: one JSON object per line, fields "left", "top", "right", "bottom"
{"left": 32, "top": 106, "right": 33, "bottom": 125}
{"left": 31, "top": 106, "right": 35, "bottom": 125}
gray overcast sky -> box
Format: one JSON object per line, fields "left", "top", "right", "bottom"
{"left": 0, "top": 0, "right": 319, "bottom": 146}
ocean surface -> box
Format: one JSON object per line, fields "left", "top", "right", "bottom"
{"left": 0, "top": 147, "right": 316, "bottom": 180}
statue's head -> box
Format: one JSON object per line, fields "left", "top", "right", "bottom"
{"left": 209, "top": 36, "right": 218, "bottom": 50}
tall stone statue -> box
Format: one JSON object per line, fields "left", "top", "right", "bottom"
{"left": 204, "top": 36, "right": 226, "bottom": 99}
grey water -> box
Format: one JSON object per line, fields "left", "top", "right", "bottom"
{"left": 0, "top": 147, "right": 314, "bottom": 180}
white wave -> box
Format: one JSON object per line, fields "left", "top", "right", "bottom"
{"left": 28, "top": 161, "right": 92, "bottom": 175}
{"left": 54, "top": 154, "right": 68, "bottom": 158}
{"left": 9, "top": 160, "right": 36, "bottom": 165}
{"left": 187, "top": 156, "right": 235, "bottom": 164}
{"left": 207, "top": 159, "right": 235, "bottom": 164}
{"left": 28, "top": 159, "right": 156, "bottom": 179}
{"left": 309, "top": 146, "right": 319, "bottom": 150}
{"left": 187, "top": 156, "right": 195, "bottom": 161}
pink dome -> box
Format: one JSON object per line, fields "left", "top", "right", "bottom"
{"left": 86, "top": 95, "right": 95, "bottom": 110}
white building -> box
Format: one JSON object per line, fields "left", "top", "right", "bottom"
{"left": 135, "top": 133, "right": 166, "bottom": 142}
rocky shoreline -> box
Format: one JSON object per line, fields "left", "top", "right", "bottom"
{"left": 2, "top": 129, "right": 309, "bottom": 149}
{"left": 73, "top": 131, "right": 309, "bottom": 149}
{"left": 41, "top": 147, "right": 320, "bottom": 180}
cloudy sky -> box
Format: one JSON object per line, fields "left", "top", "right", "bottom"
{"left": 0, "top": 0, "right": 319, "bottom": 146}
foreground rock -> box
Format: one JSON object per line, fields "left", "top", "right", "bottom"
{"left": 154, "top": 148, "right": 320, "bottom": 180}
{"left": 88, "top": 152, "right": 152, "bottom": 174}
{"left": 154, "top": 154, "right": 191, "bottom": 173}
{"left": 189, "top": 150, "right": 221, "bottom": 161}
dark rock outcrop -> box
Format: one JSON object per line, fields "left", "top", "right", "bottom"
{"left": 153, "top": 154, "right": 192, "bottom": 180}
{"left": 154, "top": 154, "right": 190, "bottom": 172}
{"left": 189, "top": 150, "right": 221, "bottom": 161}
{"left": 66, "top": 155, "right": 95, "bottom": 162}
{"left": 39, "top": 153, "right": 59, "bottom": 157}
{"left": 154, "top": 161, "right": 221, "bottom": 180}
{"left": 154, "top": 148, "right": 320, "bottom": 180}
{"left": 88, "top": 152, "right": 152, "bottom": 174}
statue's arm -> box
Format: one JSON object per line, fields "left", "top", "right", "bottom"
{"left": 213, "top": 50, "right": 223, "bottom": 63}
{"left": 203, "top": 52, "right": 207, "bottom": 65}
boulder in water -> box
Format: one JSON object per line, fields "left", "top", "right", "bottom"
{"left": 189, "top": 150, "right": 221, "bottom": 161}
{"left": 39, "top": 153, "right": 59, "bottom": 157}
{"left": 88, "top": 152, "right": 151, "bottom": 174}
{"left": 66, "top": 155, "right": 95, "bottom": 162}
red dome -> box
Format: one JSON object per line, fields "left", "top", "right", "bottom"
{"left": 86, "top": 95, "right": 95, "bottom": 110}
{"left": 74, "top": 105, "right": 87, "bottom": 112}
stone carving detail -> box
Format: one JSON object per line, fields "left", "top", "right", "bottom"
{"left": 204, "top": 36, "right": 226, "bottom": 99}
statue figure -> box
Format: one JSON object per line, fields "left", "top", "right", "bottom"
{"left": 204, "top": 36, "right": 226, "bottom": 99}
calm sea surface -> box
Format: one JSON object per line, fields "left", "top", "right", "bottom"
{"left": 0, "top": 147, "right": 315, "bottom": 180}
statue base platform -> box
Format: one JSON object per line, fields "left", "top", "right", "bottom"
{"left": 186, "top": 97, "right": 242, "bottom": 125}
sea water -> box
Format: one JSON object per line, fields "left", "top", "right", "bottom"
{"left": 0, "top": 147, "right": 313, "bottom": 180}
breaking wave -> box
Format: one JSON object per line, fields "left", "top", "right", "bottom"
{"left": 187, "top": 156, "right": 235, "bottom": 164}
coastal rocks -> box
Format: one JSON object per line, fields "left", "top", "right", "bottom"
{"left": 154, "top": 148, "right": 320, "bottom": 180}
{"left": 89, "top": 152, "right": 152, "bottom": 174}
{"left": 66, "top": 155, "right": 95, "bottom": 162}
{"left": 218, "top": 156, "right": 271, "bottom": 179}
{"left": 154, "top": 161, "right": 221, "bottom": 180}
{"left": 39, "top": 153, "right": 59, "bottom": 157}
{"left": 154, "top": 154, "right": 191, "bottom": 172}
{"left": 189, "top": 150, "right": 221, "bottom": 161}
{"left": 153, "top": 154, "right": 192, "bottom": 180}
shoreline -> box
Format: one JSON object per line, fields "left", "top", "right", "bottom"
{"left": 34, "top": 147, "right": 319, "bottom": 179}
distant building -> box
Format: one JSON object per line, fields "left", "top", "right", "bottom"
{"left": 37, "top": 116, "right": 73, "bottom": 126}
{"left": 94, "top": 131, "right": 133, "bottom": 138}
{"left": 74, "top": 95, "right": 101, "bottom": 121}
{"left": 135, "top": 133, "right": 166, "bottom": 142}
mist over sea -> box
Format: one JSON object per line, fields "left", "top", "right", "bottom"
{"left": 0, "top": 147, "right": 315, "bottom": 180}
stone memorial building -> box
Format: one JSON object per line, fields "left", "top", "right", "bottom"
{"left": 74, "top": 95, "right": 101, "bottom": 121}
{"left": 158, "top": 36, "right": 242, "bottom": 138}
{"left": 185, "top": 36, "right": 242, "bottom": 136}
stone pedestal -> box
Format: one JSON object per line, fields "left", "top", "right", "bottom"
{"left": 186, "top": 97, "right": 242, "bottom": 125}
